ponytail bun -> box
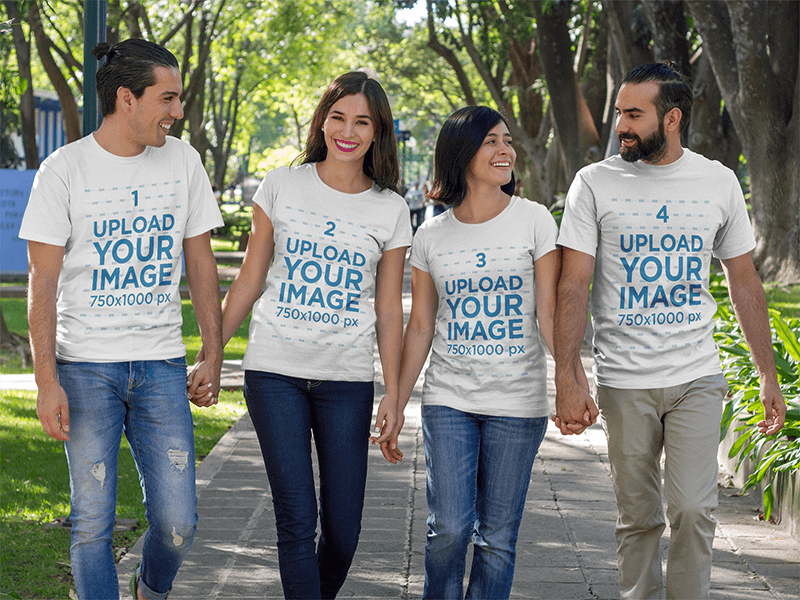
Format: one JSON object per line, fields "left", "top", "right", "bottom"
{"left": 91, "top": 42, "right": 114, "bottom": 61}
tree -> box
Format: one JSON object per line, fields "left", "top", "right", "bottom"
{"left": 687, "top": 0, "right": 799, "bottom": 283}
{"left": 3, "top": 0, "right": 38, "bottom": 169}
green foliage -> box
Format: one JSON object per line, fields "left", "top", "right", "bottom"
{"left": 215, "top": 205, "right": 253, "bottom": 244}
{"left": 715, "top": 297, "right": 800, "bottom": 521}
{"left": 0, "top": 389, "right": 246, "bottom": 598}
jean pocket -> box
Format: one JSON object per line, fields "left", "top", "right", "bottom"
{"left": 163, "top": 356, "right": 188, "bottom": 368}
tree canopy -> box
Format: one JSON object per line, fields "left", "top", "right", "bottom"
{"left": 2, "top": 0, "right": 798, "bottom": 282}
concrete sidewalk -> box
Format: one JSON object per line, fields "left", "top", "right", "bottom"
{"left": 111, "top": 354, "right": 799, "bottom": 599}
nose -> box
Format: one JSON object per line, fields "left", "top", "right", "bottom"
{"left": 614, "top": 115, "right": 625, "bottom": 135}
{"left": 172, "top": 99, "right": 184, "bottom": 120}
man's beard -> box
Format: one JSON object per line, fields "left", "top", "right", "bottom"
{"left": 619, "top": 122, "right": 667, "bottom": 163}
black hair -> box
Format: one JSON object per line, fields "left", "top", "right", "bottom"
{"left": 297, "top": 71, "right": 400, "bottom": 194}
{"left": 622, "top": 61, "right": 693, "bottom": 133}
{"left": 92, "top": 39, "right": 179, "bottom": 117}
{"left": 427, "top": 105, "right": 515, "bottom": 208}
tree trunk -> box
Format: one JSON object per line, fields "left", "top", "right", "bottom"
{"left": 29, "top": 1, "right": 81, "bottom": 143}
{"left": 5, "top": 0, "right": 39, "bottom": 169}
{"left": 687, "top": 0, "right": 800, "bottom": 282}
{"left": 425, "top": 0, "right": 475, "bottom": 106}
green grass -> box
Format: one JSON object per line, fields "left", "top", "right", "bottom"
{"left": 0, "top": 389, "right": 247, "bottom": 599}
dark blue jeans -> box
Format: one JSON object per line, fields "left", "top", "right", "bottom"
{"left": 244, "top": 371, "right": 374, "bottom": 599}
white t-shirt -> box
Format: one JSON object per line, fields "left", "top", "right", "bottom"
{"left": 242, "top": 163, "right": 412, "bottom": 381}
{"left": 410, "top": 196, "right": 558, "bottom": 418}
{"left": 558, "top": 149, "right": 756, "bottom": 388}
{"left": 19, "top": 134, "right": 223, "bottom": 362}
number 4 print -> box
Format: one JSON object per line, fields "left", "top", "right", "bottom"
{"left": 656, "top": 205, "right": 669, "bottom": 223}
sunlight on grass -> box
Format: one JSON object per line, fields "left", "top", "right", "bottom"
{"left": 0, "top": 389, "right": 246, "bottom": 598}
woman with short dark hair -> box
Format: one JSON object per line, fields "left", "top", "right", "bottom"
{"left": 386, "top": 105, "right": 560, "bottom": 599}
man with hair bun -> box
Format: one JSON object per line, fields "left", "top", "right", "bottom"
{"left": 20, "top": 39, "right": 223, "bottom": 600}
{"left": 554, "top": 61, "right": 786, "bottom": 600}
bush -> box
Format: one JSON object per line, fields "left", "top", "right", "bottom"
{"left": 715, "top": 304, "right": 800, "bottom": 520}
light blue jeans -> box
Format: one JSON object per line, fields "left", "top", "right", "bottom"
{"left": 421, "top": 404, "right": 548, "bottom": 600}
{"left": 57, "top": 358, "right": 197, "bottom": 600}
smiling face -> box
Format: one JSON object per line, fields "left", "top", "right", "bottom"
{"left": 321, "top": 93, "right": 376, "bottom": 167}
{"left": 466, "top": 120, "right": 516, "bottom": 189}
{"left": 129, "top": 66, "right": 184, "bottom": 151}
{"left": 615, "top": 81, "right": 669, "bottom": 164}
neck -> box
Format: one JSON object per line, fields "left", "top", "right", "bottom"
{"left": 316, "top": 158, "right": 372, "bottom": 194}
{"left": 92, "top": 118, "right": 146, "bottom": 157}
{"left": 453, "top": 183, "right": 510, "bottom": 224}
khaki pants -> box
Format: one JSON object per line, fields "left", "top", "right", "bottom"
{"left": 597, "top": 374, "right": 729, "bottom": 600}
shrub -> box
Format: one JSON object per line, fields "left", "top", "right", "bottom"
{"left": 715, "top": 304, "right": 800, "bottom": 520}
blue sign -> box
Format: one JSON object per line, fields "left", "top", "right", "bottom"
{"left": 0, "top": 170, "right": 37, "bottom": 274}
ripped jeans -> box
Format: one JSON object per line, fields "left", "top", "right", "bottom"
{"left": 57, "top": 358, "right": 198, "bottom": 600}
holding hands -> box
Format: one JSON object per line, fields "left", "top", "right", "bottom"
{"left": 187, "top": 345, "right": 221, "bottom": 407}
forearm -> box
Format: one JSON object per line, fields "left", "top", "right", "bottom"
{"left": 553, "top": 281, "right": 590, "bottom": 387}
{"left": 220, "top": 272, "right": 264, "bottom": 346}
{"left": 28, "top": 274, "right": 59, "bottom": 387}
{"left": 27, "top": 242, "right": 63, "bottom": 388}
{"left": 398, "top": 321, "right": 434, "bottom": 410}
{"left": 376, "top": 304, "right": 404, "bottom": 399}
{"left": 185, "top": 241, "right": 223, "bottom": 362}
{"left": 728, "top": 271, "right": 778, "bottom": 385}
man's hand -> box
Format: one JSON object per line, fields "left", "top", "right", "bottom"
{"left": 36, "top": 382, "right": 71, "bottom": 441}
{"left": 187, "top": 346, "right": 221, "bottom": 408}
{"left": 757, "top": 381, "right": 786, "bottom": 436}
{"left": 554, "top": 375, "right": 598, "bottom": 436}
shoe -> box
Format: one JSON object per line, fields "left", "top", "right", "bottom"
{"left": 129, "top": 563, "right": 140, "bottom": 599}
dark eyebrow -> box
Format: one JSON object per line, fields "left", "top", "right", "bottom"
{"left": 616, "top": 106, "right": 645, "bottom": 115}
{"left": 330, "top": 109, "right": 372, "bottom": 120}
{"left": 160, "top": 89, "right": 181, "bottom": 98}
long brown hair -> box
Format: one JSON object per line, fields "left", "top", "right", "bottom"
{"left": 297, "top": 71, "right": 400, "bottom": 194}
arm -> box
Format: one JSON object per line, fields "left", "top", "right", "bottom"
{"left": 191, "top": 202, "right": 274, "bottom": 380}
{"left": 553, "top": 248, "right": 598, "bottom": 435}
{"left": 533, "top": 249, "right": 561, "bottom": 357}
{"left": 220, "top": 204, "right": 274, "bottom": 344}
{"left": 720, "top": 254, "right": 786, "bottom": 434}
{"left": 382, "top": 266, "right": 438, "bottom": 463}
{"left": 371, "top": 245, "right": 408, "bottom": 456}
{"left": 27, "top": 241, "right": 70, "bottom": 441}
{"left": 184, "top": 231, "right": 223, "bottom": 407}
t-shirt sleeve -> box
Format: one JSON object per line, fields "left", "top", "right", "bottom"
{"left": 251, "top": 167, "right": 285, "bottom": 222}
{"left": 185, "top": 149, "right": 223, "bottom": 238}
{"left": 408, "top": 224, "right": 430, "bottom": 273}
{"left": 712, "top": 170, "right": 756, "bottom": 260}
{"left": 382, "top": 193, "right": 412, "bottom": 251}
{"left": 557, "top": 171, "right": 600, "bottom": 257}
{"left": 531, "top": 203, "right": 559, "bottom": 262}
{"left": 19, "top": 154, "right": 71, "bottom": 246}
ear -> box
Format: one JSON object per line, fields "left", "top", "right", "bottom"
{"left": 116, "top": 87, "right": 135, "bottom": 114}
{"left": 663, "top": 107, "right": 683, "bottom": 134}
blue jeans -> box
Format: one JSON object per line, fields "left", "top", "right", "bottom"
{"left": 244, "top": 371, "right": 374, "bottom": 599}
{"left": 57, "top": 358, "right": 197, "bottom": 600}
{"left": 422, "top": 404, "right": 548, "bottom": 600}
